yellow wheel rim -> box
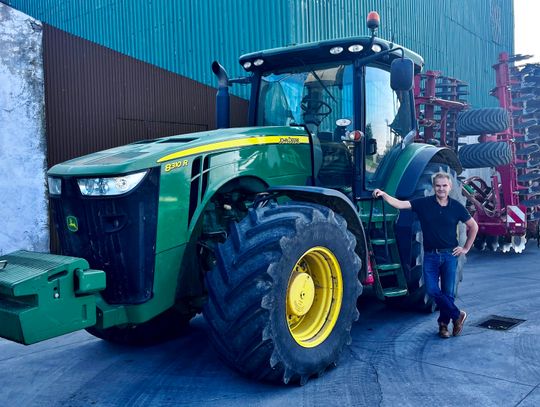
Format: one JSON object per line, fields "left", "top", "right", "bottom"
{"left": 286, "top": 246, "right": 343, "bottom": 348}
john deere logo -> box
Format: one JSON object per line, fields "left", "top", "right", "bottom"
{"left": 67, "top": 216, "right": 79, "bottom": 232}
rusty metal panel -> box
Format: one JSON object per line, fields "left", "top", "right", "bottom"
{"left": 42, "top": 24, "right": 248, "bottom": 168}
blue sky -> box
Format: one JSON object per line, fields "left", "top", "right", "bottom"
{"left": 514, "top": 0, "right": 540, "bottom": 63}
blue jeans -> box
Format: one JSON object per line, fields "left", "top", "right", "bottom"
{"left": 423, "top": 252, "right": 460, "bottom": 325}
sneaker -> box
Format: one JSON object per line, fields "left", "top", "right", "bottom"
{"left": 452, "top": 311, "right": 468, "bottom": 336}
{"left": 438, "top": 324, "right": 451, "bottom": 339}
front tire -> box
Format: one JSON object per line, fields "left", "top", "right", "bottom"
{"left": 203, "top": 202, "right": 362, "bottom": 384}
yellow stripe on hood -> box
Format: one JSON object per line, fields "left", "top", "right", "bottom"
{"left": 157, "top": 135, "right": 310, "bottom": 163}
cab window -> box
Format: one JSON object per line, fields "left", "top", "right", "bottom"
{"left": 364, "top": 66, "right": 413, "bottom": 188}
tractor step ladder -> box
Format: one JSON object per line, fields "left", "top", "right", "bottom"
{"left": 360, "top": 200, "right": 409, "bottom": 299}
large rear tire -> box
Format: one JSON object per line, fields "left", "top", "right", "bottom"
{"left": 391, "top": 163, "right": 466, "bottom": 312}
{"left": 203, "top": 202, "right": 362, "bottom": 384}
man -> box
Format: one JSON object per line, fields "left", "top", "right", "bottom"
{"left": 373, "top": 171, "right": 478, "bottom": 339}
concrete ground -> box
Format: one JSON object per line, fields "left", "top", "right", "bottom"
{"left": 1, "top": 242, "right": 540, "bottom": 406}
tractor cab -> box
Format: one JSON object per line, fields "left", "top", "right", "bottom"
{"left": 219, "top": 33, "right": 423, "bottom": 198}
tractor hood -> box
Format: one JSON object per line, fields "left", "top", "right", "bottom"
{"left": 48, "top": 126, "right": 309, "bottom": 177}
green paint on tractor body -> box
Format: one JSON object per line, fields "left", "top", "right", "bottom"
{"left": 1, "top": 126, "right": 315, "bottom": 343}
{"left": 0, "top": 34, "right": 458, "bottom": 383}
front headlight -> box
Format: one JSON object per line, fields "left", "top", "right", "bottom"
{"left": 48, "top": 177, "right": 62, "bottom": 196}
{"left": 77, "top": 170, "right": 148, "bottom": 196}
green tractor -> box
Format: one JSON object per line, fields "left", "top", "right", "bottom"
{"left": 0, "top": 15, "right": 462, "bottom": 384}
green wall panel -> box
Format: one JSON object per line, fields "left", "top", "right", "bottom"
{"left": 4, "top": 0, "right": 514, "bottom": 107}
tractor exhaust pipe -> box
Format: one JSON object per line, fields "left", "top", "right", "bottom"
{"left": 212, "top": 61, "right": 230, "bottom": 129}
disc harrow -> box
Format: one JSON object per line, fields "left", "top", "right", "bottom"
{"left": 415, "top": 53, "right": 540, "bottom": 253}
{"left": 507, "top": 55, "right": 540, "bottom": 228}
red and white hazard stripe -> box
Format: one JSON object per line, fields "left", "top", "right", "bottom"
{"left": 506, "top": 205, "right": 526, "bottom": 225}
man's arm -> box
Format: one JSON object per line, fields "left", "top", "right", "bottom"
{"left": 453, "top": 217, "right": 479, "bottom": 256}
{"left": 372, "top": 189, "right": 412, "bottom": 210}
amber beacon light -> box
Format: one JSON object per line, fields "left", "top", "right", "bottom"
{"left": 366, "top": 11, "right": 380, "bottom": 32}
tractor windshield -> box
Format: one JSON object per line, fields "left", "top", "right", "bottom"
{"left": 257, "top": 63, "right": 354, "bottom": 136}
{"left": 255, "top": 61, "right": 413, "bottom": 192}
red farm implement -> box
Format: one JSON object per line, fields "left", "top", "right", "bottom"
{"left": 415, "top": 54, "right": 540, "bottom": 253}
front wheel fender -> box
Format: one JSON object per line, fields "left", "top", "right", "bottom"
{"left": 266, "top": 185, "right": 368, "bottom": 281}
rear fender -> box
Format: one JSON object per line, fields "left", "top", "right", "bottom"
{"left": 393, "top": 145, "right": 461, "bottom": 199}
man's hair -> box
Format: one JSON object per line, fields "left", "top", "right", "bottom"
{"left": 431, "top": 171, "right": 452, "bottom": 186}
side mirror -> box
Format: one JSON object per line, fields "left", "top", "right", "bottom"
{"left": 366, "top": 138, "right": 377, "bottom": 155}
{"left": 390, "top": 58, "right": 414, "bottom": 91}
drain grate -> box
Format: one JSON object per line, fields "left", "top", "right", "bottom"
{"left": 478, "top": 315, "right": 525, "bottom": 331}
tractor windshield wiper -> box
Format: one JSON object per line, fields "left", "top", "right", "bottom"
{"left": 310, "top": 70, "right": 337, "bottom": 104}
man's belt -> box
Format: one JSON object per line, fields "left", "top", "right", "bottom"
{"left": 424, "top": 248, "right": 454, "bottom": 254}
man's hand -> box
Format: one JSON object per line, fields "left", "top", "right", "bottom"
{"left": 373, "top": 189, "right": 385, "bottom": 198}
{"left": 453, "top": 246, "right": 469, "bottom": 256}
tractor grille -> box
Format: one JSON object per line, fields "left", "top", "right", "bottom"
{"left": 50, "top": 168, "right": 160, "bottom": 304}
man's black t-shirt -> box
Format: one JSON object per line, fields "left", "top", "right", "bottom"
{"left": 410, "top": 195, "right": 471, "bottom": 251}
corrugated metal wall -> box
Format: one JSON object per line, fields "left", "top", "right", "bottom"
{"left": 4, "top": 0, "right": 514, "bottom": 107}
{"left": 288, "top": 0, "right": 514, "bottom": 108}
{"left": 43, "top": 25, "right": 248, "bottom": 168}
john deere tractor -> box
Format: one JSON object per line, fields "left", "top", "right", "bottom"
{"left": 0, "top": 14, "right": 462, "bottom": 384}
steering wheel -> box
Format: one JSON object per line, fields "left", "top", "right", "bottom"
{"left": 300, "top": 98, "right": 332, "bottom": 119}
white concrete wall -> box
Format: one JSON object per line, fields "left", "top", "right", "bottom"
{"left": 0, "top": 4, "right": 48, "bottom": 255}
